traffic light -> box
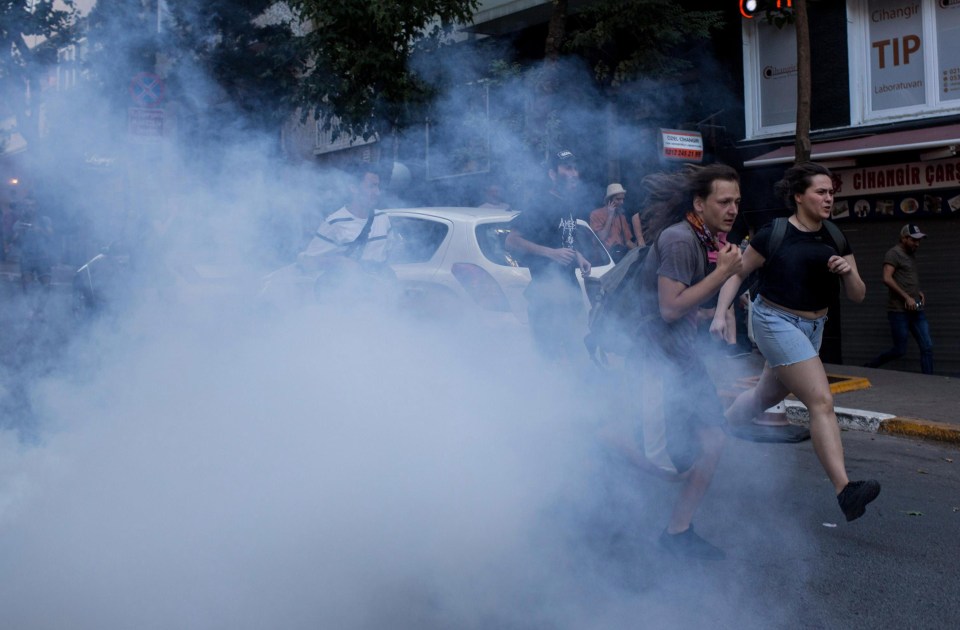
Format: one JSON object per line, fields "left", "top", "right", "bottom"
{"left": 740, "top": 0, "right": 792, "bottom": 19}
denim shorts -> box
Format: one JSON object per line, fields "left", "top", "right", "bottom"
{"left": 751, "top": 295, "right": 827, "bottom": 367}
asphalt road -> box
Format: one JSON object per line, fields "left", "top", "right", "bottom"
{"left": 591, "top": 428, "right": 960, "bottom": 629}
{"left": 2, "top": 275, "right": 958, "bottom": 629}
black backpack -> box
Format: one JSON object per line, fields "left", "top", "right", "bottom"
{"left": 766, "top": 216, "right": 847, "bottom": 257}
{"left": 584, "top": 243, "right": 655, "bottom": 366}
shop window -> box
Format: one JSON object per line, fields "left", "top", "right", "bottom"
{"left": 848, "top": 0, "right": 960, "bottom": 123}
{"left": 742, "top": 1, "right": 960, "bottom": 138}
{"left": 742, "top": 17, "right": 799, "bottom": 138}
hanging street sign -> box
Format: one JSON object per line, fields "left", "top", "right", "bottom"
{"left": 129, "top": 72, "right": 165, "bottom": 107}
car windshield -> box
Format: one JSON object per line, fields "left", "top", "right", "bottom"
{"left": 573, "top": 223, "right": 612, "bottom": 267}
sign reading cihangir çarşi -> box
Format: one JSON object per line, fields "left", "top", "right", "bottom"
{"left": 660, "top": 129, "right": 704, "bottom": 162}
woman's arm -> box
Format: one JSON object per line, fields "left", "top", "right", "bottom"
{"left": 830, "top": 253, "right": 866, "bottom": 303}
{"left": 710, "top": 246, "right": 765, "bottom": 340}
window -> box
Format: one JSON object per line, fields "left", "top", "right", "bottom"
{"left": 848, "top": 0, "right": 960, "bottom": 123}
{"left": 388, "top": 216, "right": 450, "bottom": 264}
{"left": 743, "top": 2, "right": 960, "bottom": 137}
{"left": 742, "top": 16, "right": 799, "bottom": 138}
{"left": 573, "top": 222, "right": 613, "bottom": 268}
{"left": 476, "top": 222, "right": 519, "bottom": 267}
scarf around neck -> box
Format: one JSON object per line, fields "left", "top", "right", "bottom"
{"left": 685, "top": 211, "right": 719, "bottom": 252}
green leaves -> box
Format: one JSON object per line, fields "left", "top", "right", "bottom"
{"left": 564, "top": 0, "right": 724, "bottom": 86}
{"left": 285, "top": 0, "right": 479, "bottom": 139}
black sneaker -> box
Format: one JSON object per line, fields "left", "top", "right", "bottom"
{"left": 658, "top": 525, "right": 725, "bottom": 560}
{"left": 837, "top": 480, "right": 881, "bottom": 522}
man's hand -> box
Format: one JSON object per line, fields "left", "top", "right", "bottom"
{"left": 577, "top": 251, "right": 591, "bottom": 277}
{"left": 547, "top": 247, "right": 578, "bottom": 266}
{"left": 715, "top": 243, "right": 743, "bottom": 278}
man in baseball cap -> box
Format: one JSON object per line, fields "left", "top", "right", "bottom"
{"left": 505, "top": 148, "right": 591, "bottom": 360}
{"left": 865, "top": 223, "right": 933, "bottom": 374}
{"left": 901, "top": 223, "right": 925, "bottom": 239}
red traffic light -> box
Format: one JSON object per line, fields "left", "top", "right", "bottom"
{"left": 740, "top": 0, "right": 792, "bottom": 18}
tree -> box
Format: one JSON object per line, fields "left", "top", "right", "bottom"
{"left": 82, "top": 0, "right": 302, "bottom": 141}
{"left": 0, "top": 0, "right": 77, "bottom": 148}
{"left": 561, "top": 0, "right": 725, "bottom": 178}
{"left": 565, "top": 0, "right": 724, "bottom": 87}
{"left": 793, "top": 0, "right": 811, "bottom": 163}
{"left": 161, "top": 0, "right": 303, "bottom": 133}
{"left": 284, "top": 0, "right": 479, "bottom": 144}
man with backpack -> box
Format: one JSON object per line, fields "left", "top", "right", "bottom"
{"left": 632, "top": 164, "right": 743, "bottom": 560}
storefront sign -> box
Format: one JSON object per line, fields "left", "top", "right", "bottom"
{"left": 835, "top": 158, "right": 960, "bottom": 196}
{"left": 831, "top": 158, "right": 960, "bottom": 221}
{"left": 659, "top": 129, "right": 703, "bottom": 162}
{"left": 869, "top": 0, "right": 925, "bottom": 111}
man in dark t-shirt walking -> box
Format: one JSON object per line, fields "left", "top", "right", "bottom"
{"left": 865, "top": 223, "right": 933, "bottom": 374}
{"left": 506, "top": 149, "right": 591, "bottom": 360}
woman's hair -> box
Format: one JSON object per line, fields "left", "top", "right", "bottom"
{"left": 640, "top": 163, "right": 740, "bottom": 242}
{"left": 774, "top": 162, "right": 833, "bottom": 210}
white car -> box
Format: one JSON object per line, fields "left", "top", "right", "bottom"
{"left": 384, "top": 206, "right": 614, "bottom": 323}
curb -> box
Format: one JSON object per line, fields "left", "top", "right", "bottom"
{"left": 784, "top": 401, "right": 960, "bottom": 446}
{"left": 878, "top": 417, "right": 960, "bottom": 444}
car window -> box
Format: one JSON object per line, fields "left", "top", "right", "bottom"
{"left": 476, "top": 222, "right": 520, "bottom": 267}
{"left": 388, "top": 216, "right": 450, "bottom": 264}
{"left": 574, "top": 223, "right": 612, "bottom": 267}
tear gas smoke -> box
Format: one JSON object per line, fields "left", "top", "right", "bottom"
{"left": 0, "top": 7, "right": 808, "bottom": 629}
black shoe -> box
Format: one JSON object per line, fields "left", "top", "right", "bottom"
{"left": 658, "top": 525, "right": 725, "bottom": 560}
{"left": 837, "top": 480, "right": 881, "bottom": 522}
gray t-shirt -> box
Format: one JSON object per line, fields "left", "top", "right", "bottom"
{"left": 637, "top": 221, "right": 708, "bottom": 364}
{"left": 884, "top": 244, "right": 921, "bottom": 312}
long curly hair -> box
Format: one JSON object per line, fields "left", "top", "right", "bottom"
{"left": 774, "top": 162, "right": 833, "bottom": 211}
{"left": 640, "top": 163, "right": 740, "bottom": 242}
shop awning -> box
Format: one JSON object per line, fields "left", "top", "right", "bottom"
{"left": 743, "top": 123, "right": 960, "bottom": 168}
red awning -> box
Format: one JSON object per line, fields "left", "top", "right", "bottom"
{"left": 743, "top": 123, "right": 960, "bottom": 167}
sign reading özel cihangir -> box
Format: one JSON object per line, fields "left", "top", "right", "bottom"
{"left": 659, "top": 129, "right": 704, "bottom": 163}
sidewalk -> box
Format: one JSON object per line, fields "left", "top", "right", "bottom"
{"left": 724, "top": 351, "right": 960, "bottom": 446}
{"left": 0, "top": 259, "right": 74, "bottom": 287}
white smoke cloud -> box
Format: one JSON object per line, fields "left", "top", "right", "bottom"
{"left": 0, "top": 9, "right": 809, "bottom": 629}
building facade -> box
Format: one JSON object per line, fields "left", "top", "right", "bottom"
{"left": 737, "top": 0, "right": 960, "bottom": 374}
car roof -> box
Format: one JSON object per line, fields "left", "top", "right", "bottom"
{"left": 381, "top": 206, "right": 519, "bottom": 222}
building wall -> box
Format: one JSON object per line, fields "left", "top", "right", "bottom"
{"left": 737, "top": 2, "right": 960, "bottom": 374}
{"left": 841, "top": 220, "right": 960, "bottom": 375}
